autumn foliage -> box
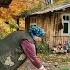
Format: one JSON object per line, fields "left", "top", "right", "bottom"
{"left": 0, "top": 0, "right": 42, "bottom": 39}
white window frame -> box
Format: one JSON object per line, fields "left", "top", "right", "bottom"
{"left": 60, "top": 14, "right": 70, "bottom": 36}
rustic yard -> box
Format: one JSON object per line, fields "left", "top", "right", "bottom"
{"left": 18, "top": 53, "right": 70, "bottom": 70}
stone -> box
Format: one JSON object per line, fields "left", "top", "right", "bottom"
{"left": 4, "top": 56, "right": 14, "bottom": 66}
{"left": 0, "top": 31, "right": 34, "bottom": 70}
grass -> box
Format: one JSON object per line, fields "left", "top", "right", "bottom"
{"left": 60, "top": 67, "right": 69, "bottom": 70}
{"left": 37, "top": 53, "right": 70, "bottom": 70}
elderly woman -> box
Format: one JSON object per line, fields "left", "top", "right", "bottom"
{"left": 0, "top": 24, "right": 46, "bottom": 70}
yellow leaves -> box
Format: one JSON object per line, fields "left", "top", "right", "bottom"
{"left": 9, "top": 0, "right": 28, "bottom": 16}
{"left": 9, "top": 0, "right": 42, "bottom": 16}
{"left": 0, "top": 7, "right": 12, "bottom": 20}
{"left": 8, "top": 18, "right": 18, "bottom": 28}
{"left": 19, "top": 18, "right": 25, "bottom": 30}
{"left": 0, "top": 7, "right": 19, "bottom": 39}
{"left": 0, "top": 18, "right": 18, "bottom": 39}
{"left": 0, "top": 18, "right": 11, "bottom": 39}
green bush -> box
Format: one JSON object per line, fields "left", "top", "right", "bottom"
{"left": 37, "top": 43, "right": 52, "bottom": 55}
{"left": 60, "top": 67, "right": 69, "bottom": 70}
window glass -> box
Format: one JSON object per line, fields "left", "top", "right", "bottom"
{"left": 63, "top": 15, "right": 65, "bottom": 20}
{"left": 63, "top": 15, "right": 69, "bottom": 20}
{"left": 63, "top": 23, "right": 68, "bottom": 33}
{"left": 67, "top": 16, "right": 69, "bottom": 20}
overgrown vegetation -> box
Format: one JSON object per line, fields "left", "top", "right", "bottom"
{"left": 0, "top": 18, "right": 18, "bottom": 39}
{"left": 60, "top": 67, "right": 69, "bottom": 70}
{"left": 37, "top": 43, "right": 52, "bottom": 55}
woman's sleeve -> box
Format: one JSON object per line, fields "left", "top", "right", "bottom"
{"left": 20, "top": 40, "right": 42, "bottom": 69}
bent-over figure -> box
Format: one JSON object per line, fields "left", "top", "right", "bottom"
{"left": 0, "top": 24, "right": 46, "bottom": 70}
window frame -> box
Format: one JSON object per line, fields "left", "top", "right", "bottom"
{"left": 61, "top": 14, "right": 70, "bottom": 36}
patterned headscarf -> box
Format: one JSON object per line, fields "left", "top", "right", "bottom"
{"left": 29, "top": 24, "right": 45, "bottom": 39}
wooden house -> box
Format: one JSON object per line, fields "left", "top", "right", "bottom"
{"left": 25, "top": 1, "right": 70, "bottom": 48}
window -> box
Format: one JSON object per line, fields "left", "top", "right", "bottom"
{"left": 45, "top": 0, "right": 53, "bottom": 4}
{"left": 63, "top": 15, "right": 69, "bottom": 20}
{"left": 62, "top": 14, "right": 70, "bottom": 35}
{"left": 63, "top": 23, "right": 68, "bottom": 33}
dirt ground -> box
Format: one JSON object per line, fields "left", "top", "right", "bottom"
{"left": 17, "top": 54, "right": 70, "bottom": 70}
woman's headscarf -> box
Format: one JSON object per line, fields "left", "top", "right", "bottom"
{"left": 29, "top": 24, "right": 45, "bottom": 39}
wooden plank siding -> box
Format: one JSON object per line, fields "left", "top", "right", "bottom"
{"left": 53, "top": 36, "right": 70, "bottom": 45}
